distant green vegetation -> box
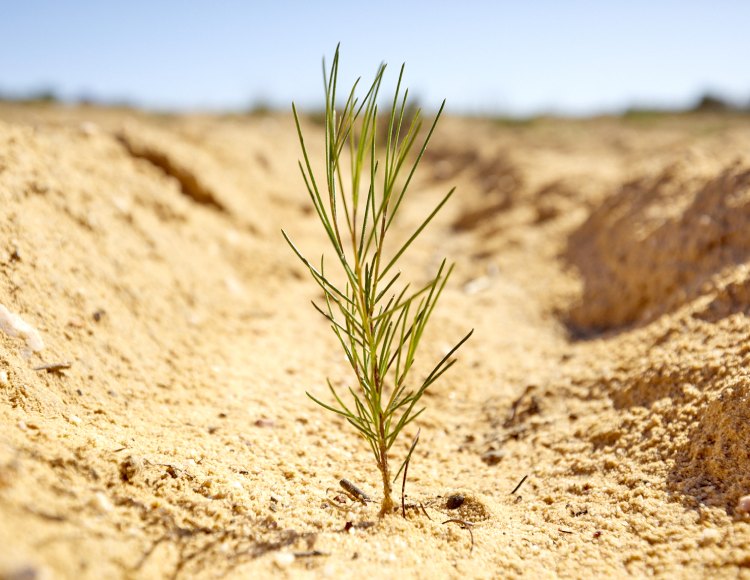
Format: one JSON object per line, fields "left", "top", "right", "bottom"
{"left": 624, "top": 92, "right": 750, "bottom": 122}
{"left": 0, "top": 87, "right": 60, "bottom": 104}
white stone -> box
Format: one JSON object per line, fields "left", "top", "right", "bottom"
{"left": 699, "top": 528, "right": 721, "bottom": 545}
{"left": 90, "top": 492, "right": 114, "bottom": 513}
{"left": 274, "top": 552, "right": 295, "bottom": 568}
{"left": 224, "top": 276, "right": 244, "bottom": 295}
{"left": 463, "top": 276, "right": 492, "bottom": 295}
{"left": 0, "top": 304, "right": 44, "bottom": 352}
{"left": 79, "top": 122, "right": 99, "bottom": 136}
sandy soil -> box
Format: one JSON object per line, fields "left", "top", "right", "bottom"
{"left": 1, "top": 104, "right": 749, "bottom": 579}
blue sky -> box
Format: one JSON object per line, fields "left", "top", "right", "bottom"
{"left": 1, "top": 1, "right": 749, "bottom": 115}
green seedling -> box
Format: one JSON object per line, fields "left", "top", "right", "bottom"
{"left": 283, "top": 46, "right": 472, "bottom": 516}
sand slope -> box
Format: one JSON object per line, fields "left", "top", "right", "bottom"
{"left": 1, "top": 105, "right": 749, "bottom": 578}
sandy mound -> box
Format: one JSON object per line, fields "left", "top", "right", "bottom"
{"left": 1, "top": 105, "right": 750, "bottom": 578}
{"left": 568, "top": 156, "right": 750, "bottom": 332}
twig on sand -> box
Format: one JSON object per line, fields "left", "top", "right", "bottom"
{"left": 33, "top": 361, "right": 72, "bottom": 373}
{"left": 419, "top": 502, "right": 433, "bottom": 520}
{"left": 294, "top": 550, "right": 329, "bottom": 558}
{"left": 510, "top": 474, "right": 528, "bottom": 495}
{"left": 339, "top": 479, "right": 372, "bottom": 504}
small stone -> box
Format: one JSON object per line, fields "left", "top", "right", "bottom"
{"left": 446, "top": 494, "right": 465, "bottom": 509}
{"left": 0, "top": 563, "right": 47, "bottom": 580}
{"left": 0, "top": 304, "right": 44, "bottom": 352}
{"left": 254, "top": 418, "right": 275, "bottom": 428}
{"left": 67, "top": 317, "right": 85, "bottom": 328}
{"left": 17, "top": 420, "right": 27, "bottom": 431}
{"left": 0, "top": 370, "right": 8, "bottom": 385}
{"left": 119, "top": 456, "right": 144, "bottom": 483}
{"left": 481, "top": 449, "right": 505, "bottom": 465}
{"left": 90, "top": 491, "right": 114, "bottom": 513}
{"left": 79, "top": 122, "right": 99, "bottom": 136}
{"left": 737, "top": 495, "right": 750, "bottom": 515}
{"left": 9, "top": 242, "right": 21, "bottom": 261}
{"left": 274, "top": 552, "right": 295, "bottom": 568}
{"left": 67, "top": 415, "right": 82, "bottom": 426}
{"left": 463, "top": 276, "right": 492, "bottom": 295}
{"left": 699, "top": 528, "right": 721, "bottom": 545}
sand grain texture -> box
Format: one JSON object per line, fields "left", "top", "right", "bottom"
{"left": 1, "top": 105, "right": 749, "bottom": 578}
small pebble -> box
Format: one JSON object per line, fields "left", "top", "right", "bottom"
{"left": 79, "top": 122, "right": 99, "bottom": 136}
{"left": 0, "top": 304, "right": 45, "bottom": 352}
{"left": 274, "top": 552, "right": 295, "bottom": 568}
{"left": 119, "top": 456, "right": 144, "bottom": 483}
{"left": 737, "top": 495, "right": 750, "bottom": 515}
{"left": 446, "top": 494, "right": 465, "bottom": 509}
{"left": 125, "top": 525, "right": 140, "bottom": 537}
{"left": 1, "top": 564, "right": 46, "bottom": 580}
{"left": 67, "top": 415, "right": 82, "bottom": 426}
{"left": 90, "top": 491, "right": 114, "bottom": 513}
{"left": 216, "top": 541, "right": 231, "bottom": 554}
{"left": 9, "top": 243, "right": 21, "bottom": 261}
{"left": 699, "top": 528, "right": 721, "bottom": 545}
{"left": 463, "top": 276, "right": 492, "bottom": 295}
{"left": 481, "top": 449, "right": 505, "bottom": 465}
{"left": 0, "top": 370, "right": 8, "bottom": 385}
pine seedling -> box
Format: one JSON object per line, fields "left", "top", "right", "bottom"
{"left": 283, "top": 46, "right": 472, "bottom": 517}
